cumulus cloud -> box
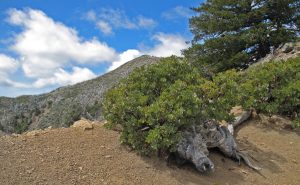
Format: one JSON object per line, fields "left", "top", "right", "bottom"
{"left": 0, "top": 54, "right": 24, "bottom": 88}
{"left": 0, "top": 78, "right": 29, "bottom": 88}
{"left": 108, "top": 49, "right": 141, "bottom": 72}
{"left": 0, "top": 8, "right": 189, "bottom": 94}
{"left": 162, "top": 6, "right": 193, "bottom": 20}
{"left": 7, "top": 8, "right": 117, "bottom": 79}
{"left": 146, "top": 33, "right": 189, "bottom": 57}
{"left": 0, "top": 54, "right": 18, "bottom": 74}
{"left": 4, "top": 8, "right": 117, "bottom": 88}
{"left": 85, "top": 9, "right": 157, "bottom": 35}
{"left": 107, "top": 33, "right": 189, "bottom": 71}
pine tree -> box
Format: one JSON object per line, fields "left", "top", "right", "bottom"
{"left": 184, "top": 0, "right": 300, "bottom": 73}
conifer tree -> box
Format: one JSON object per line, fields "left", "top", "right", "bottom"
{"left": 184, "top": 0, "right": 300, "bottom": 73}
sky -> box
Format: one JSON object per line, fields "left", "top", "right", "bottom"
{"left": 0, "top": 0, "right": 201, "bottom": 97}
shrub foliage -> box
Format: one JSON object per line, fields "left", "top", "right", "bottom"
{"left": 104, "top": 57, "right": 233, "bottom": 155}
{"left": 103, "top": 56, "right": 300, "bottom": 155}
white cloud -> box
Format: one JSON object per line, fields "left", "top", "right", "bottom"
{"left": 146, "top": 33, "right": 189, "bottom": 57}
{"left": 96, "top": 20, "right": 113, "bottom": 35}
{"left": 107, "top": 33, "right": 189, "bottom": 71}
{"left": 85, "top": 10, "right": 97, "bottom": 21}
{"left": 85, "top": 8, "right": 157, "bottom": 35}
{"left": 0, "top": 54, "right": 29, "bottom": 88}
{"left": 108, "top": 49, "right": 141, "bottom": 72}
{"left": 162, "top": 6, "right": 193, "bottom": 20}
{"left": 0, "top": 8, "right": 119, "bottom": 90}
{"left": 98, "top": 8, "right": 136, "bottom": 29}
{"left": 0, "top": 8, "right": 189, "bottom": 95}
{"left": 0, "top": 54, "right": 18, "bottom": 84}
{"left": 137, "top": 16, "right": 157, "bottom": 28}
{"left": 0, "top": 78, "right": 29, "bottom": 88}
{"left": 33, "top": 67, "right": 96, "bottom": 88}
{"left": 0, "top": 54, "right": 18, "bottom": 73}
{"left": 7, "top": 8, "right": 117, "bottom": 79}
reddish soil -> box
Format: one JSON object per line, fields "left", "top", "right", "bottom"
{"left": 0, "top": 118, "right": 299, "bottom": 185}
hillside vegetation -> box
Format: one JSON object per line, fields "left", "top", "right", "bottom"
{"left": 104, "top": 54, "right": 300, "bottom": 155}
{"left": 185, "top": 0, "right": 300, "bottom": 73}
{"left": 103, "top": 0, "right": 300, "bottom": 157}
{"left": 0, "top": 56, "right": 160, "bottom": 133}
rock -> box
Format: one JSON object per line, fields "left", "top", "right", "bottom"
{"left": 72, "top": 119, "right": 94, "bottom": 131}
{"left": 26, "top": 168, "right": 35, "bottom": 174}
{"left": 12, "top": 133, "right": 20, "bottom": 137}
{"left": 230, "top": 106, "right": 244, "bottom": 116}
{"left": 281, "top": 43, "right": 294, "bottom": 53}
{"left": 250, "top": 42, "right": 300, "bottom": 68}
{"left": 241, "top": 170, "right": 248, "bottom": 174}
{"left": 251, "top": 109, "right": 258, "bottom": 118}
{"left": 46, "top": 126, "right": 52, "bottom": 130}
{"left": 25, "top": 130, "right": 41, "bottom": 137}
{"left": 259, "top": 114, "right": 294, "bottom": 129}
{"left": 105, "top": 155, "right": 112, "bottom": 159}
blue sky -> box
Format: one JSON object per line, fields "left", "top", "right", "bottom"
{"left": 0, "top": 0, "right": 201, "bottom": 97}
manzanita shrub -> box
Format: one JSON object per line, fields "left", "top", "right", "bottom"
{"left": 103, "top": 56, "right": 233, "bottom": 155}
{"left": 239, "top": 57, "right": 300, "bottom": 117}
{"left": 103, "top": 56, "right": 300, "bottom": 155}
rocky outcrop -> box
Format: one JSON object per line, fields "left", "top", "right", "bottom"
{"left": 252, "top": 41, "right": 300, "bottom": 67}
{"left": 0, "top": 55, "right": 160, "bottom": 133}
{"left": 71, "top": 119, "right": 94, "bottom": 131}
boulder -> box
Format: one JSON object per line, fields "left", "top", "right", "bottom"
{"left": 72, "top": 119, "right": 94, "bottom": 130}
{"left": 281, "top": 43, "right": 294, "bottom": 53}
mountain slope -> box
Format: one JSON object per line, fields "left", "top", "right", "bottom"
{"left": 0, "top": 55, "right": 160, "bottom": 133}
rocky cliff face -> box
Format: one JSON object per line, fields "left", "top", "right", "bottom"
{"left": 0, "top": 55, "right": 160, "bottom": 133}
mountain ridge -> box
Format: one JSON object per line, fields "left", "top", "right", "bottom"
{"left": 0, "top": 55, "right": 160, "bottom": 133}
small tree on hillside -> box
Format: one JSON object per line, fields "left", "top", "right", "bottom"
{"left": 184, "top": 0, "right": 300, "bottom": 73}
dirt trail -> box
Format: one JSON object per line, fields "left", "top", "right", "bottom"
{"left": 0, "top": 119, "right": 299, "bottom": 185}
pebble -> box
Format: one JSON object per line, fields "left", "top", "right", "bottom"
{"left": 105, "top": 155, "right": 112, "bottom": 159}
{"left": 26, "top": 168, "right": 35, "bottom": 174}
{"left": 241, "top": 170, "right": 248, "bottom": 174}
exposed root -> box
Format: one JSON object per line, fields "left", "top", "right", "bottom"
{"left": 237, "top": 151, "right": 262, "bottom": 171}
{"left": 175, "top": 118, "right": 262, "bottom": 173}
